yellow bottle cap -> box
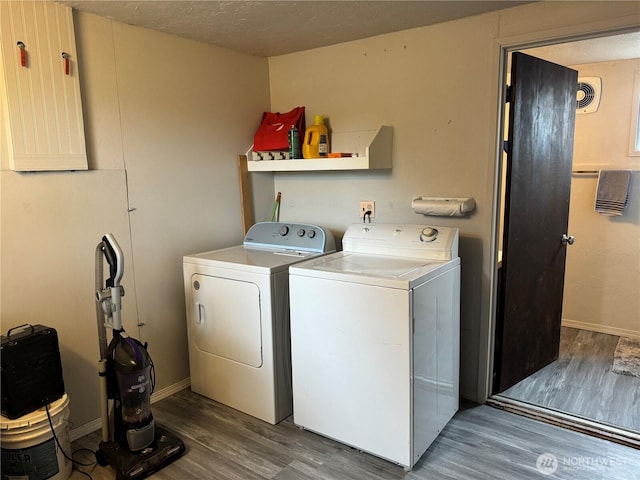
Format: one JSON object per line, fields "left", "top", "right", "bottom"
{"left": 313, "top": 115, "right": 324, "bottom": 125}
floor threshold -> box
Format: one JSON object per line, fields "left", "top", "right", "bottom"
{"left": 488, "top": 394, "right": 640, "bottom": 449}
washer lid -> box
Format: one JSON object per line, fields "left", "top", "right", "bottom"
{"left": 320, "top": 253, "right": 438, "bottom": 277}
{"left": 289, "top": 251, "right": 460, "bottom": 289}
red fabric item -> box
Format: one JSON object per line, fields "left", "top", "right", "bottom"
{"left": 253, "top": 106, "right": 305, "bottom": 151}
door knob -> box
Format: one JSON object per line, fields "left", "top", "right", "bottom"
{"left": 561, "top": 234, "right": 575, "bottom": 245}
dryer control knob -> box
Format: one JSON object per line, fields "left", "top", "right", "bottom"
{"left": 420, "top": 227, "right": 438, "bottom": 242}
{"left": 307, "top": 229, "right": 316, "bottom": 238}
{"left": 297, "top": 228, "right": 305, "bottom": 237}
{"left": 279, "top": 226, "right": 289, "bottom": 236}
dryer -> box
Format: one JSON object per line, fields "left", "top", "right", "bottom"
{"left": 183, "top": 222, "right": 335, "bottom": 424}
{"left": 289, "top": 223, "right": 460, "bottom": 469}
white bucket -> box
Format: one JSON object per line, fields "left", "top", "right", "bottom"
{"left": 1, "top": 394, "right": 72, "bottom": 480}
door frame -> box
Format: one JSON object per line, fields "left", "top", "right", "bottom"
{"left": 482, "top": 25, "right": 640, "bottom": 447}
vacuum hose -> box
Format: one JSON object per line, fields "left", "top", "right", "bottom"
{"left": 95, "top": 234, "right": 127, "bottom": 444}
{"left": 95, "top": 242, "right": 108, "bottom": 361}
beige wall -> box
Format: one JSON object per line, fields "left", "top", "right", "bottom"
{"left": 267, "top": 1, "right": 640, "bottom": 401}
{"left": 1, "top": 11, "right": 270, "bottom": 431}
{"left": 1, "top": 1, "right": 638, "bottom": 435}
{"left": 268, "top": 14, "right": 500, "bottom": 400}
{"left": 563, "top": 58, "right": 640, "bottom": 338}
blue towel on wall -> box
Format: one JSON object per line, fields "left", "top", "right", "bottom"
{"left": 594, "top": 170, "right": 631, "bottom": 216}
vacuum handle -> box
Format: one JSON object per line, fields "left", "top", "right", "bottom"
{"left": 102, "top": 233, "right": 124, "bottom": 287}
{"left": 98, "top": 233, "right": 125, "bottom": 331}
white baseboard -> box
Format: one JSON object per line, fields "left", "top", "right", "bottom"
{"left": 69, "top": 378, "right": 191, "bottom": 442}
{"left": 562, "top": 318, "right": 640, "bottom": 340}
{"left": 71, "top": 417, "right": 103, "bottom": 442}
{"left": 151, "top": 377, "right": 191, "bottom": 403}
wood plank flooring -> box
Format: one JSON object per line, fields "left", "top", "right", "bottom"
{"left": 69, "top": 388, "right": 640, "bottom": 480}
{"left": 502, "top": 327, "right": 640, "bottom": 432}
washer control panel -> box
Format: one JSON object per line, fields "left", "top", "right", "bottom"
{"left": 244, "top": 222, "right": 336, "bottom": 253}
{"left": 343, "top": 223, "right": 458, "bottom": 260}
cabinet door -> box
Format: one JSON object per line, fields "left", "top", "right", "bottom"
{"left": 1, "top": 1, "right": 87, "bottom": 171}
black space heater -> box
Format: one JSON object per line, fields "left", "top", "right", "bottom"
{"left": 1, "top": 324, "right": 65, "bottom": 419}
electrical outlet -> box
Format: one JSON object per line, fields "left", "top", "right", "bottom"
{"left": 359, "top": 200, "right": 375, "bottom": 218}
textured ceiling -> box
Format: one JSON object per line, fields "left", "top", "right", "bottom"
{"left": 58, "top": 0, "right": 532, "bottom": 57}
{"left": 522, "top": 31, "right": 640, "bottom": 66}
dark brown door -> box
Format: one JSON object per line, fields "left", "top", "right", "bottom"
{"left": 494, "top": 52, "right": 578, "bottom": 393}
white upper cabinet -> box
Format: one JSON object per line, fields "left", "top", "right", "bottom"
{"left": 1, "top": 1, "right": 87, "bottom": 171}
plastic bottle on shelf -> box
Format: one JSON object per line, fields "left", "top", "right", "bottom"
{"left": 288, "top": 125, "right": 301, "bottom": 159}
{"left": 302, "top": 115, "right": 330, "bottom": 159}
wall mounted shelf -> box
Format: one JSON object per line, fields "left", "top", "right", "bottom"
{"left": 247, "top": 126, "right": 392, "bottom": 172}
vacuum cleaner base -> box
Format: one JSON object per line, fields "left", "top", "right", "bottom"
{"left": 96, "top": 424, "right": 185, "bottom": 480}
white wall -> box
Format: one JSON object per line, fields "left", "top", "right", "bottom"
{"left": 1, "top": 10, "right": 270, "bottom": 430}
{"left": 563, "top": 58, "right": 640, "bottom": 338}
{"left": 267, "top": 1, "right": 640, "bottom": 401}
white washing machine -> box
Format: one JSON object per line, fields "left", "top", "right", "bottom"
{"left": 289, "top": 223, "right": 460, "bottom": 469}
{"left": 183, "top": 222, "right": 335, "bottom": 424}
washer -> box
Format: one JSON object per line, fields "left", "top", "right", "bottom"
{"left": 183, "top": 222, "right": 335, "bottom": 424}
{"left": 289, "top": 223, "right": 460, "bottom": 469}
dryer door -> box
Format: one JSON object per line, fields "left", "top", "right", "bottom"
{"left": 190, "top": 274, "right": 262, "bottom": 367}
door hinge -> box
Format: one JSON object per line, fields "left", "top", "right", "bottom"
{"left": 505, "top": 85, "right": 512, "bottom": 104}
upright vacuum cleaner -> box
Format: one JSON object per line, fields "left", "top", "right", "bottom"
{"left": 94, "top": 234, "right": 185, "bottom": 480}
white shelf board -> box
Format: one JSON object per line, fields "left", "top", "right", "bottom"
{"left": 247, "top": 126, "right": 392, "bottom": 172}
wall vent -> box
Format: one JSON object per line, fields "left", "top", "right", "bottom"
{"left": 576, "top": 77, "right": 602, "bottom": 114}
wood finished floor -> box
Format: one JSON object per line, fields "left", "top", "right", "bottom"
{"left": 502, "top": 327, "right": 640, "bottom": 432}
{"left": 69, "top": 388, "right": 640, "bottom": 480}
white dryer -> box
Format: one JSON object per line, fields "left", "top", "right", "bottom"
{"left": 183, "top": 222, "right": 335, "bottom": 424}
{"left": 289, "top": 223, "right": 460, "bottom": 469}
